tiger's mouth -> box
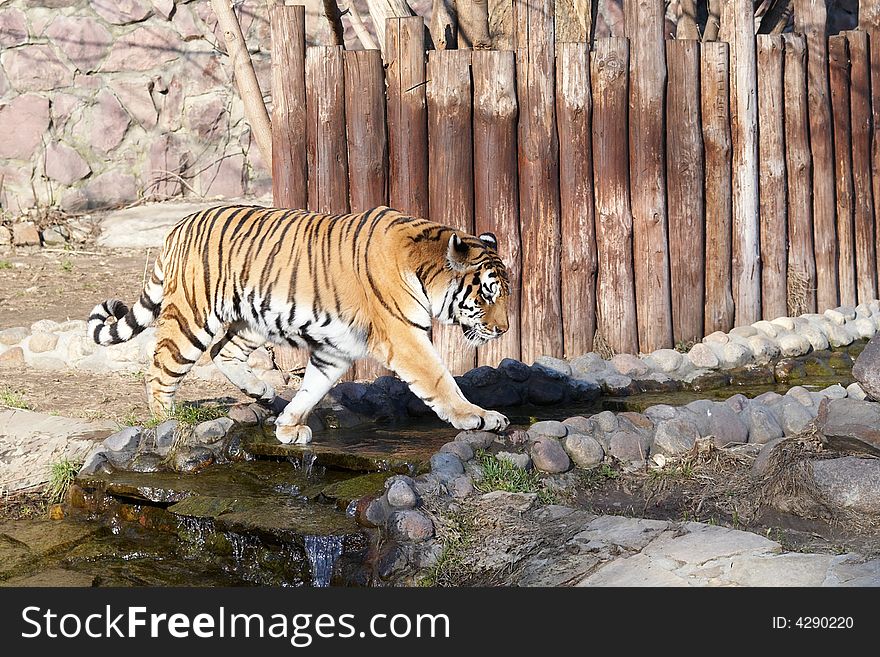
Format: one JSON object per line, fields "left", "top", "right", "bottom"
{"left": 461, "top": 324, "right": 496, "bottom": 347}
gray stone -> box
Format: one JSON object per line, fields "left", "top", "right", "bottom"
{"left": 812, "top": 457, "right": 880, "bottom": 516}
{"left": 30, "top": 320, "right": 58, "bottom": 335}
{"left": 602, "top": 374, "right": 634, "bottom": 393}
{"left": 561, "top": 416, "right": 595, "bottom": 434}
{"left": 358, "top": 496, "right": 390, "bottom": 528}
{"left": 704, "top": 330, "right": 729, "bottom": 344}
{"left": 746, "top": 335, "right": 781, "bottom": 365}
{"left": 753, "top": 391, "right": 783, "bottom": 406}
{"left": 454, "top": 430, "right": 496, "bottom": 450}
{"left": 563, "top": 433, "right": 604, "bottom": 468}
{"left": 447, "top": 475, "right": 474, "bottom": 498}
{"left": 851, "top": 317, "right": 875, "bottom": 339}
{"left": 530, "top": 436, "right": 571, "bottom": 473}
{"left": 386, "top": 480, "right": 418, "bottom": 509}
{"left": 687, "top": 342, "right": 720, "bottom": 369}
{"left": 846, "top": 382, "right": 867, "bottom": 400}
{"left": 412, "top": 473, "right": 443, "bottom": 497}
{"left": 795, "top": 320, "right": 830, "bottom": 351}
{"left": 752, "top": 320, "right": 779, "bottom": 338}
{"left": 725, "top": 393, "right": 750, "bottom": 413}
{"left": 570, "top": 352, "right": 610, "bottom": 377}
{"left": 608, "top": 430, "right": 649, "bottom": 462}
{"left": 533, "top": 355, "right": 572, "bottom": 377}
{"left": 643, "top": 348, "right": 683, "bottom": 373}
{"left": 730, "top": 326, "right": 758, "bottom": 338}
{"left": 752, "top": 436, "right": 788, "bottom": 476}
{"left": 818, "top": 384, "right": 848, "bottom": 400}
{"left": 704, "top": 403, "right": 749, "bottom": 448}
{"left": 154, "top": 420, "right": 177, "bottom": 455}
{"left": 83, "top": 171, "right": 138, "bottom": 209}
{"left": 824, "top": 308, "right": 846, "bottom": 325}
{"left": 644, "top": 404, "right": 677, "bottom": 422}
{"left": 744, "top": 404, "right": 785, "bottom": 445}
{"left": 820, "top": 398, "right": 880, "bottom": 455}
{"left": 652, "top": 418, "right": 700, "bottom": 456}
{"left": 12, "top": 222, "right": 40, "bottom": 246}
{"left": 610, "top": 353, "right": 650, "bottom": 377}
{"left": 528, "top": 420, "right": 568, "bottom": 438}
{"left": 103, "top": 426, "right": 141, "bottom": 453}
{"left": 193, "top": 417, "right": 233, "bottom": 444}
{"left": 440, "top": 440, "right": 474, "bottom": 462}
{"left": 853, "top": 333, "right": 880, "bottom": 401}
{"left": 41, "top": 226, "right": 70, "bottom": 246}
{"left": 590, "top": 410, "right": 619, "bottom": 432}
{"left": 776, "top": 397, "right": 814, "bottom": 436}
{"left": 0, "top": 327, "right": 27, "bottom": 346}
{"left": 721, "top": 342, "right": 752, "bottom": 368}
{"left": 388, "top": 510, "right": 434, "bottom": 542}
{"left": 430, "top": 452, "right": 464, "bottom": 477}
{"left": 78, "top": 445, "right": 109, "bottom": 476}
{"left": 786, "top": 386, "right": 816, "bottom": 408}
{"left": 170, "top": 446, "right": 215, "bottom": 473}
{"left": 777, "top": 332, "right": 812, "bottom": 357}
{"left": 499, "top": 358, "right": 531, "bottom": 382}
{"left": 496, "top": 451, "right": 531, "bottom": 470}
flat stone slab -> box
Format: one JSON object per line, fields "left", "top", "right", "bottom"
{"left": 819, "top": 398, "right": 880, "bottom": 455}
{"left": 1, "top": 568, "right": 97, "bottom": 587}
{"left": 0, "top": 520, "right": 101, "bottom": 581}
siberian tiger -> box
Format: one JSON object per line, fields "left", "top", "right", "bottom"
{"left": 88, "top": 205, "right": 511, "bottom": 444}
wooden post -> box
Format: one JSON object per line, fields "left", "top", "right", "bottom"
{"left": 625, "top": 0, "right": 672, "bottom": 351}
{"left": 665, "top": 39, "right": 704, "bottom": 346}
{"left": 556, "top": 42, "right": 597, "bottom": 357}
{"left": 386, "top": 17, "right": 429, "bottom": 218}
{"left": 783, "top": 34, "right": 817, "bottom": 315}
{"left": 270, "top": 5, "right": 307, "bottom": 209}
{"left": 756, "top": 35, "right": 788, "bottom": 320}
{"left": 829, "top": 35, "right": 857, "bottom": 307}
{"left": 515, "top": 0, "right": 564, "bottom": 362}
{"left": 871, "top": 30, "right": 880, "bottom": 297}
{"left": 591, "top": 37, "right": 638, "bottom": 356}
{"left": 701, "top": 41, "right": 735, "bottom": 334}
{"left": 861, "top": 0, "right": 880, "bottom": 31}
{"left": 473, "top": 50, "right": 521, "bottom": 367}
{"left": 344, "top": 49, "right": 391, "bottom": 381}
{"left": 794, "top": 0, "right": 837, "bottom": 311}
{"left": 305, "top": 46, "right": 349, "bottom": 214}
{"left": 270, "top": 5, "right": 308, "bottom": 374}
{"left": 725, "top": 0, "right": 762, "bottom": 325}
{"left": 427, "top": 50, "right": 476, "bottom": 375}
{"left": 846, "top": 30, "right": 877, "bottom": 302}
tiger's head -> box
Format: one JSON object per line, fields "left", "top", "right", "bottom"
{"left": 440, "top": 231, "right": 511, "bottom": 346}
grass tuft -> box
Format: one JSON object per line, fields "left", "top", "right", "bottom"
{"left": 0, "top": 387, "right": 31, "bottom": 410}
{"left": 47, "top": 458, "right": 80, "bottom": 504}
{"left": 473, "top": 451, "right": 556, "bottom": 504}
{"left": 121, "top": 403, "right": 228, "bottom": 429}
{"left": 0, "top": 259, "right": 12, "bottom": 270}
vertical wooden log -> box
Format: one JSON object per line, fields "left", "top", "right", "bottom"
{"left": 624, "top": 0, "right": 672, "bottom": 352}
{"left": 473, "top": 50, "right": 522, "bottom": 367}
{"left": 725, "top": 0, "right": 762, "bottom": 325}
{"left": 305, "top": 46, "right": 349, "bottom": 214}
{"left": 270, "top": 6, "right": 308, "bottom": 374}
{"left": 591, "top": 37, "right": 638, "bottom": 355}
{"left": 427, "top": 50, "right": 476, "bottom": 375}
{"left": 386, "top": 17, "right": 429, "bottom": 218}
{"left": 794, "top": 0, "right": 837, "bottom": 311}
{"left": 344, "top": 49, "right": 391, "bottom": 381}
{"left": 829, "top": 35, "right": 857, "bottom": 307}
{"left": 515, "top": 0, "right": 564, "bottom": 362}
{"left": 783, "top": 34, "right": 817, "bottom": 315}
{"left": 665, "top": 40, "right": 704, "bottom": 346}
{"left": 847, "top": 30, "right": 877, "bottom": 302}
{"left": 556, "top": 42, "right": 596, "bottom": 357}
{"left": 756, "top": 35, "right": 788, "bottom": 320}
{"left": 861, "top": 0, "right": 880, "bottom": 31}
{"left": 270, "top": 4, "right": 307, "bottom": 209}
{"left": 701, "top": 42, "right": 735, "bottom": 333}
{"left": 871, "top": 30, "right": 880, "bottom": 296}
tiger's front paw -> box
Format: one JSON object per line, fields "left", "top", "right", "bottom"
{"left": 449, "top": 407, "right": 509, "bottom": 432}
{"left": 275, "top": 422, "right": 312, "bottom": 445}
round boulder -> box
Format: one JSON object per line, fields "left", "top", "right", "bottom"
{"left": 529, "top": 436, "right": 571, "bottom": 473}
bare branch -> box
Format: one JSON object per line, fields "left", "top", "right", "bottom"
{"left": 322, "top": 0, "right": 346, "bottom": 45}
{"left": 342, "top": 0, "right": 379, "bottom": 49}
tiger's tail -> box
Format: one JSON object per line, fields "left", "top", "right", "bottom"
{"left": 89, "top": 257, "right": 165, "bottom": 346}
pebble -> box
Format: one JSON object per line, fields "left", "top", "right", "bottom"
{"left": 530, "top": 436, "right": 571, "bottom": 473}
{"left": 563, "top": 433, "right": 605, "bottom": 468}
{"left": 440, "top": 440, "right": 474, "bottom": 462}
{"left": 528, "top": 420, "right": 568, "bottom": 438}
{"left": 389, "top": 510, "right": 434, "bottom": 542}
{"left": 193, "top": 417, "right": 234, "bottom": 444}
{"left": 454, "top": 430, "right": 497, "bottom": 450}
{"left": 386, "top": 480, "right": 418, "bottom": 509}
{"left": 430, "top": 452, "right": 464, "bottom": 477}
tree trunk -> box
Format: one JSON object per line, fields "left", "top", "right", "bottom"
{"left": 757, "top": 0, "right": 792, "bottom": 34}
{"left": 703, "top": 0, "right": 723, "bottom": 41}
{"left": 342, "top": 0, "right": 379, "bottom": 50}
{"left": 322, "top": 0, "right": 345, "bottom": 45}
{"left": 459, "top": 0, "right": 492, "bottom": 48}
{"left": 366, "top": 0, "right": 415, "bottom": 54}
{"left": 678, "top": 0, "right": 700, "bottom": 39}
{"left": 430, "top": 0, "right": 458, "bottom": 49}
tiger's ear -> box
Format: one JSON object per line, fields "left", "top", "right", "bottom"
{"left": 447, "top": 233, "right": 471, "bottom": 271}
{"left": 479, "top": 232, "right": 498, "bottom": 251}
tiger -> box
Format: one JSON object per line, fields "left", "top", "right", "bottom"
{"left": 88, "top": 205, "right": 511, "bottom": 445}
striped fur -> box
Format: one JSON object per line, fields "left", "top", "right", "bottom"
{"left": 89, "top": 205, "right": 512, "bottom": 444}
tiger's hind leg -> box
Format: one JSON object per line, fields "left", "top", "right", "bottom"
{"left": 210, "top": 324, "right": 278, "bottom": 406}
{"left": 147, "top": 304, "right": 215, "bottom": 417}
{"left": 275, "top": 352, "right": 352, "bottom": 445}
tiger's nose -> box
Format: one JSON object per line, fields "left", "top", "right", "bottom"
{"left": 495, "top": 323, "right": 508, "bottom": 336}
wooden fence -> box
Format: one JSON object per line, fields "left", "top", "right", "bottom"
{"left": 269, "top": 1, "right": 880, "bottom": 377}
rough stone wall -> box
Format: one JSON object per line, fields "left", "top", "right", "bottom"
{"left": 0, "top": 0, "right": 282, "bottom": 217}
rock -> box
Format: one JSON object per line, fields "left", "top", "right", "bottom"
{"left": 725, "top": 393, "right": 750, "bottom": 413}
{"left": 103, "top": 426, "right": 141, "bottom": 453}
{"left": 852, "top": 333, "right": 880, "bottom": 401}
{"left": 91, "top": 89, "right": 130, "bottom": 153}
{"left": 794, "top": 321, "right": 830, "bottom": 351}
{"left": 0, "top": 226, "right": 10, "bottom": 245}
{"left": 440, "top": 440, "right": 474, "bottom": 462}
{"left": 388, "top": 510, "right": 434, "bottom": 542}
{"left": 563, "top": 433, "right": 605, "bottom": 468}
{"left": 775, "top": 397, "right": 814, "bottom": 436}
{"left": 27, "top": 333, "right": 58, "bottom": 353}
{"left": 851, "top": 317, "right": 876, "bottom": 339}
{"left": 846, "top": 382, "right": 867, "bottom": 400}
{"left": 529, "top": 437, "right": 571, "bottom": 473}
{"left": 746, "top": 335, "right": 781, "bottom": 365}
{"left": 12, "top": 222, "right": 40, "bottom": 246}
{"left": 730, "top": 326, "right": 758, "bottom": 338}
{"left": 608, "top": 430, "right": 649, "bottom": 461}
{"left": 643, "top": 348, "right": 683, "bottom": 373}
{"left": 357, "top": 496, "right": 390, "bottom": 528}
{"left": 570, "top": 353, "right": 610, "bottom": 377}
{"left": 818, "top": 384, "right": 848, "bottom": 400}
{"left": 109, "top": 79, "right": 158, "bottom": 129}
{"left": 591, "top": 410, "right": 618, "bottom": 433}
{"left": 652, "top": 418, "right": 700, "bottom": 456}
{"left": 704, "top": 330, "right": 729, "bottom": 344}
{"left": 45, "top": 143, "right": 92, "bottom": 186}
{"left": 610, "top": 353, "right": 649, "bottom": 377}
{"left": 0, "top": 347, "right": 25, "bottom": 368}
{"left": 41, "top": 226, "right": 70, "bottom": 246}
{"left": 78, "top": 445, "right": 108, "bottom": 476}
{"left": 102, "top": 25, "right": 180, "bottom": 72}
{"left": 602, "top": 374, "right": 634, "bottom": 393}
{"left": 527, "top": 377, "right": 565, "bottom": 404}
{"left": 617, "top": 412, "right": 653, "bottom": 434}
{"left": 447, "top": 475, "right": 474, "bottom": 498}
{"left": 1, "top": 44, "right": 73, "bottom": 92}
{"left": 430, "top": 452, "right": 464, "bottom": 477}
{"left": 0, "top": 8, "right": 27, "bottom": 48}
{"left": 562, "top": 416, "right": 594, "bottom": 434}
{"left": 533, "top": 355, "right": 572, "bottom": 377}
{"left": 499, "top": 358, "right": 531, "bottom": 382}
{"left": 82, "top": 171, "right": 138, "bottom": 209}
{"left": 154, "top": 420, "right": 177, "bottom": 455}
{"left": 92, "top": 0, "right": 152, "bottom": 24}
{"left": 227, "top": 404, "right": 259, "bottom": 425}
{"left": 386, "top": 480, "right": 418, "bottom": 509}
{"left": 528, "top": 420, "right": 568, "bottom": 438}
{"left": 820, "top": 398, "right": 880, "bottom": 455}
{"left": 751, "top": 436, "right": 788, "bottom": 476}
{"left": 198, "top": 151, "right": 245, "bottom": 197}
{"left": 705, "top": 404, "right": 749, "bottom": 447}
{"left": 152, "top": 0, "right": 175, "bottom": 20}
{"left": 496, "top": 451, "right": 531, "bottom": 470}
{"left": 193, "top": 417, "right": 233, "bottom": 444}
{"left": 46, "top": 14, "right": 112, "bottom": 72}
{"left": 644, "top": 404, "right": 677, "bottom": 422}
{"left": 721, "top": 342, "right": 752, "bottom": 368}
{"left": 753, "top": 391, "right": 783, "bottom": 406}
{"left": 824, "top": 308, "right": 846, "bottom": 325}
{"left": 786, "top": 385, "right": 816, "bottom": 408}
{"left": 777, "top": 332, "right": 812, "bottom": 357}
{"left": 812, "top": 457, "right": 880, "bottom": 516}
{"left": 454, "top": 430, "right": 496, "bottom": 450}
{"left": 687, "top": 342, "right": 719, "bottom": 369}
{"left": 744, "top": 404, "right": 784, "bottom": 444}
{"left": 30, "top": 320, "right": 59, "bottom": 334}
{"left": 752, "top": 320, "right": 779, "bottom": 338}
{"left": 0, "top": 327, "right": 27, "bottom": 346}
{"left": 170, "top": 446, "right": 215, "bottom": 473}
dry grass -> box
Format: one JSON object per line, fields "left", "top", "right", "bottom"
{"left": 592, "top": 330, "right": 616, "bottom": 360}
{"left": 787, "top": 267, "right": 812, "bottom": 317}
